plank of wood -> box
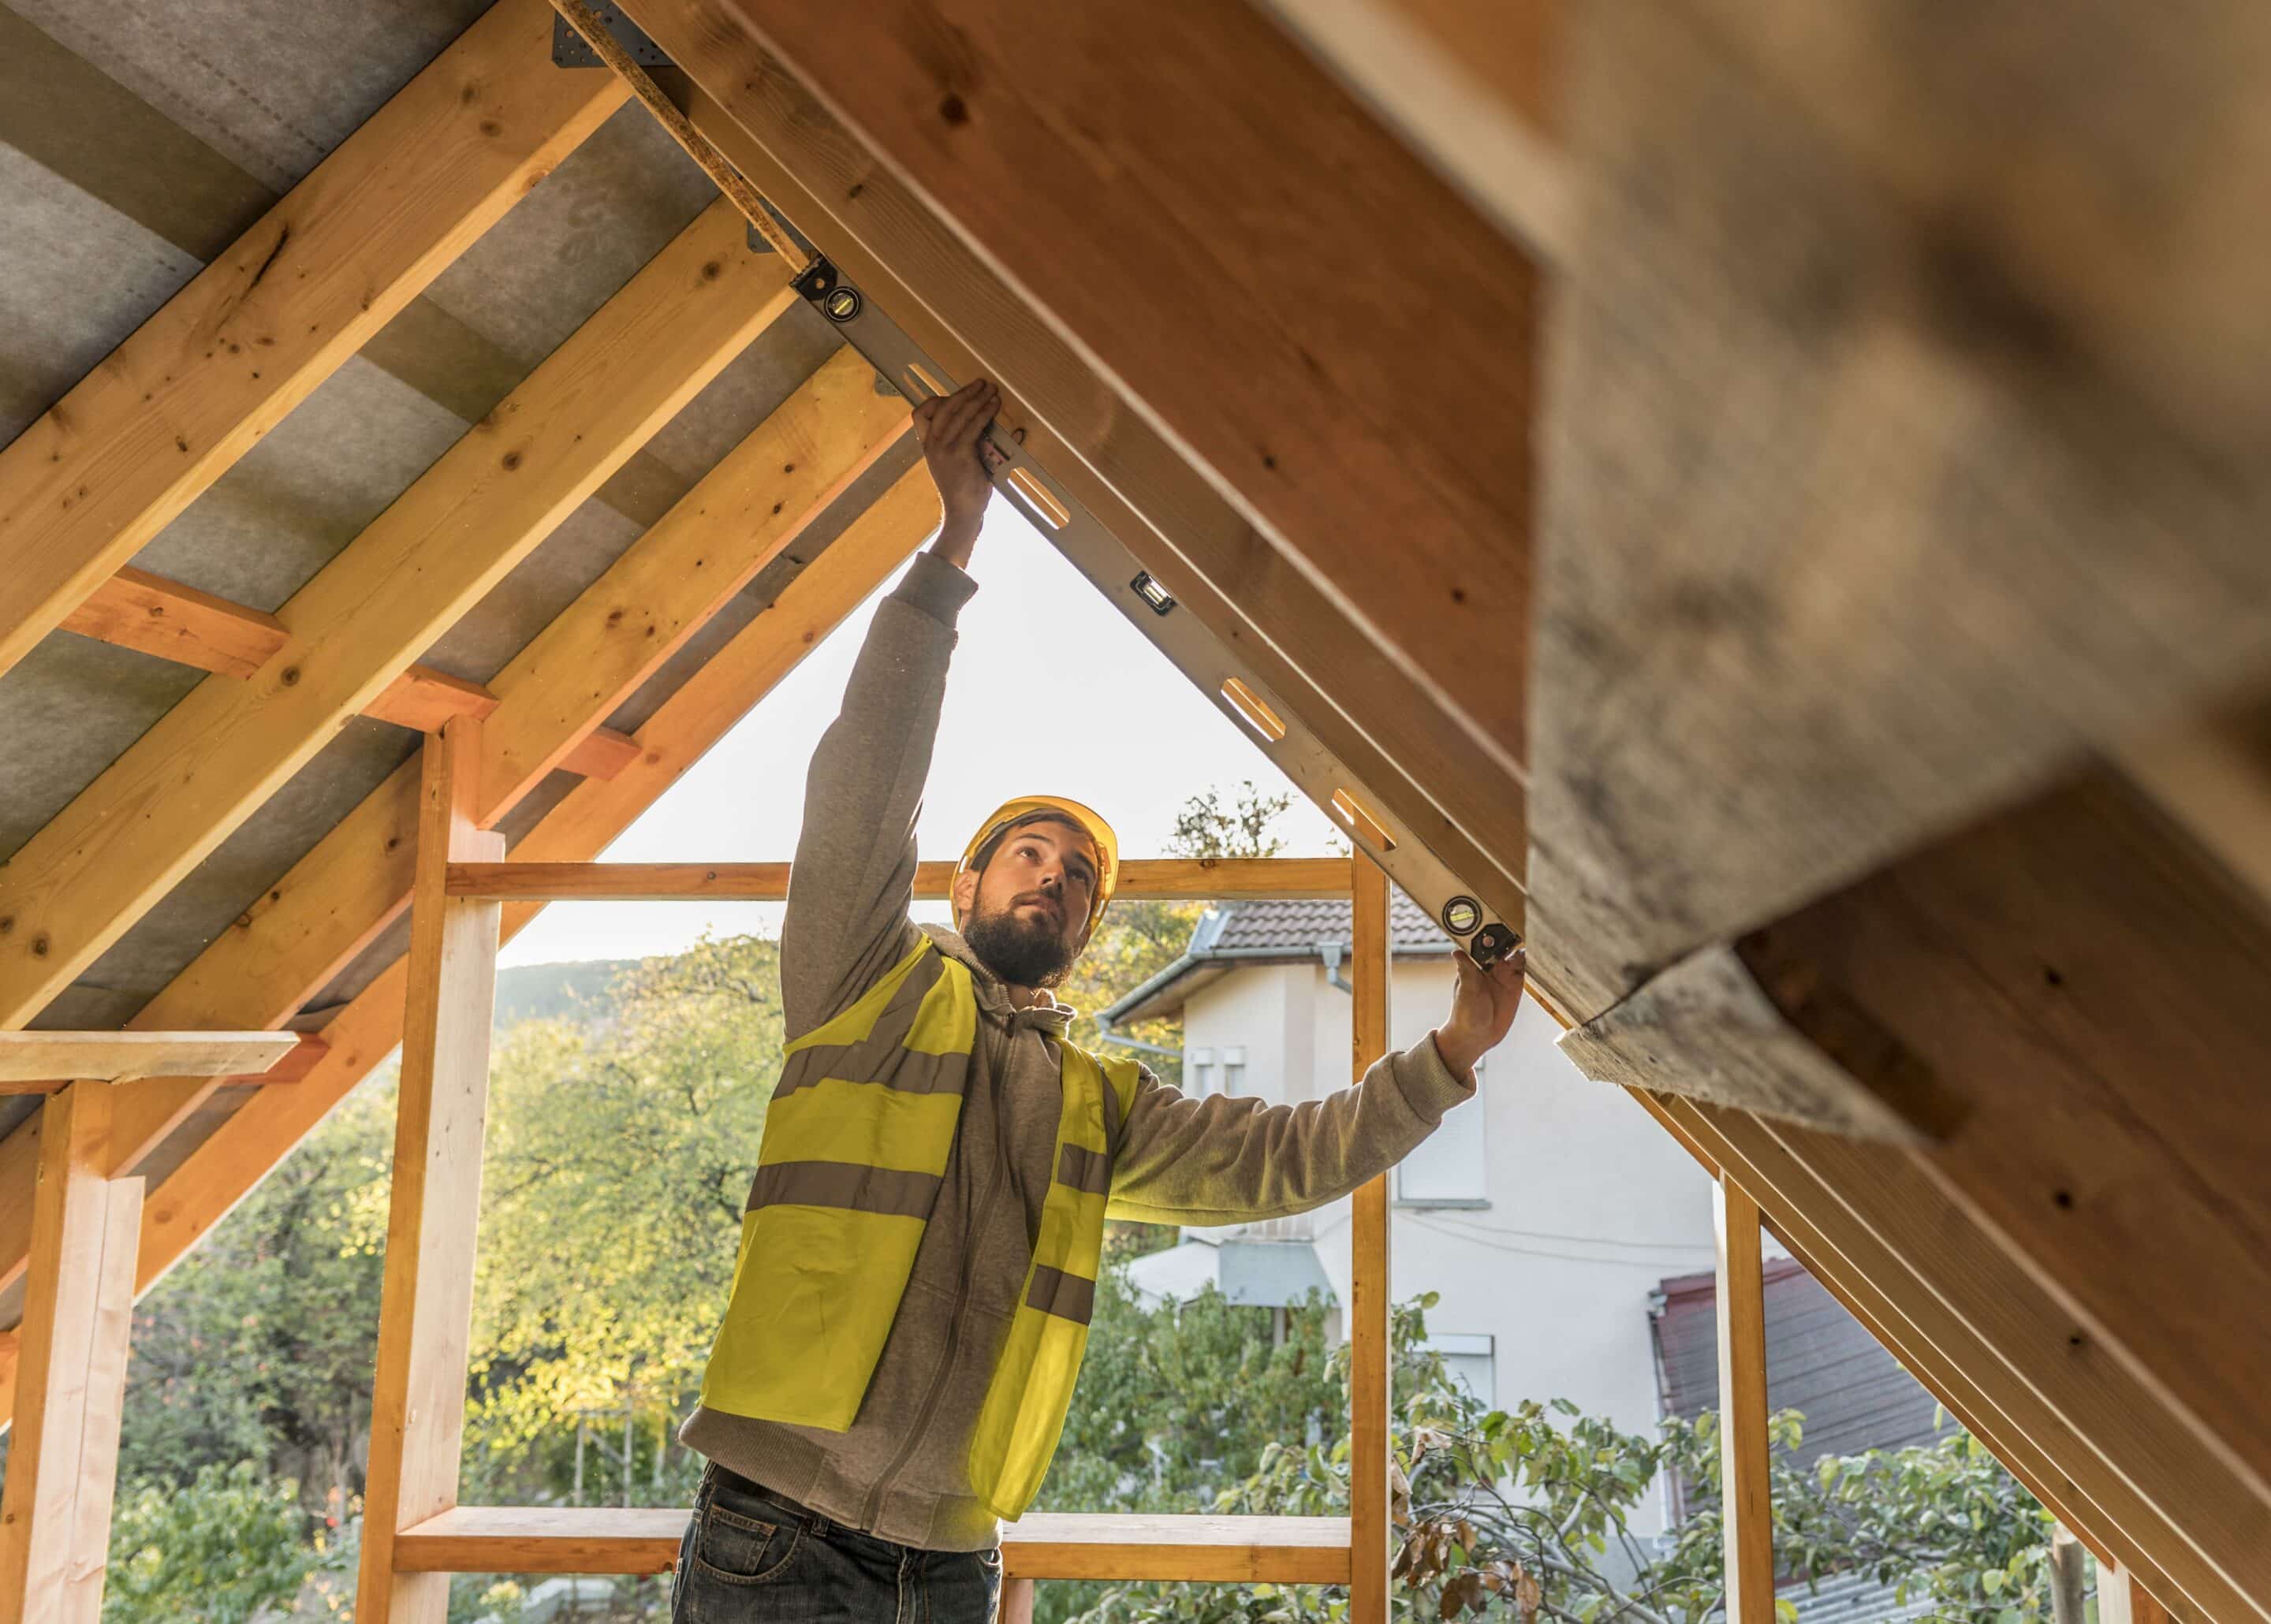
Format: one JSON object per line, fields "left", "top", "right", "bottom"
{"left": 1001, "top": 1577, "right": 1036, "bottom": 1624}
{"left": 0, "top": 1084, "right": 143, "bottom": 1624}
{"left": 676, "top": 71, "right": 1531, "bottom": 934}
{"left": 0, "top": 1031, "right": 298, "bottom": 1086}
{"left": 1714, "top": 1179, "right": 1774, "bottom": 1624}
{"left": 632, "top": 0, "right": 1538, "bottom": 786}
{"left": 0, "top": 0, "right": 628, "bottom": 681}
{"left": 2113, "top": 691, "right": 2271, "bottom": 918}
{"left": 0, "top": 470, "right": 945, "bottom": 1426}
{"left": 59, "top": 571, "right": 649, "bottom": 777}
{"left": 61, "top": 568, "right": 288, "bottom": 678}
{"left": 0, "top": 363, "right": 912, "bottom": 1283}
{"left": 355, "top": 723, "right": 505, "bottom": 1624}
{"left": 1348, "top": 855, "right": 1392, "bottom": 1624}
{"left": 363, "top": 666, "right": 503, "bottom": 732}
{"left": 1559, "top": 943, "right": 1947, "bottom": 1145}
{"left": 1662, "top": 1095, "right": 2271, "bottom": 1622}
{"left": 392, "top": 1506, "right": 1352, "bottom": 1581}
{"left": 1530, "top": 1, "right": 2271, "bottom": 1021}
{"left": 1725, "top": 766, "right": 2271, "bottom": 1507}
{"left": 442, "top": 856, "right": 1356, "bottom": 902}
{"left": 0, "top": 199, "right": 789, "bottom": 1034}
{"left": 1251, "top": 0, "right": 1567, "bottom": 258}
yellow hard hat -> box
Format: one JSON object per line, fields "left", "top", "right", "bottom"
{"left": 955, "top": 795, "right": 1119, "bottom": 934}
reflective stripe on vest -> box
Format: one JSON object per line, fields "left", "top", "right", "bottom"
{"left": 697, "top": 937, "right": 1141, "bottom": 1521}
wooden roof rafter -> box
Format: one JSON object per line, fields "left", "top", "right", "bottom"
{"left": 0, "top": 0, "right": 629, "bottom": 680}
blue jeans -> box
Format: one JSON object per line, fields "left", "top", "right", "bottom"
{"left": 671, "top": 1466, "right": 1002, "bottom": 1624}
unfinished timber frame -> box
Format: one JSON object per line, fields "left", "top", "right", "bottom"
{"left": 357, "top": 791, "right": 1401, "bottom": 1619}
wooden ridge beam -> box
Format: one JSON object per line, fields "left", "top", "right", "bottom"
{"left": 632, "top": 0, "right": 1538, "bottom": 786}
{"left": 1654, "top": 1093, "right": 2267, "bottom": 1623}
{"left": 672, "top": 68, "right": 1530, "bottom": 934}
{"left": 443, "top": 856, "right": 1355, "bottom": 902}
{"left": 0, "top": 0, "right": 628, "bottom": 680}
{"left": 0, "top": 198, "right": 790, "bottom": 1034}
{"left": 0, "top": 465, "right": 942, "bottom": 1425}
{"left": 391, "top": 1507, "right": 1352, "bottom": 1581}
{"left": 0, "top": 346, "right": 910, "bottom": 1294}
{"left": 61, "top": 572, "right": 640, "bottom": 776}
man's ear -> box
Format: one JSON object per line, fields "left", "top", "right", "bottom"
{"left": 951, "top": 866, "right": 979, "bottom": 925}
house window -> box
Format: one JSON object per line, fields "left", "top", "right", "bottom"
{"left": 1222, "top": 1045, "right": 1247, "bottom": 1097}
{"left": 1189, "top": 1048, "right": 1214, "bottom": 1097}
{"left": 1396, "top": 1061, "right": 1487, "bottom": 1205}
{"left": 1426, "top": 1333, "right": 1496, "bottom": 1408}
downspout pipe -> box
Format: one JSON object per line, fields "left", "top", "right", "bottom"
{"left": 1318, "top": 941, "right": 1354, "bottom": 995}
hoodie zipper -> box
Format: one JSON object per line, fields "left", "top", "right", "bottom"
{"left": 860, "top": 1015, "right": 1018, "bottom": 1531}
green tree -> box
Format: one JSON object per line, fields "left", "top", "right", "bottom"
{"left": 1069, "top": 1294, "right": 2060, "bottom": 1624}
{"left": 467, "top": 935, "right": 784, "bottom": 1504}
{"left": 104, "top": 1462, "right": 344, "bottom": 1624}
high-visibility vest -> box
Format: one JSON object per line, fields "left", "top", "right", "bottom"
{"left": 699, "top": 937, "right": 1141, "bottom": 1520}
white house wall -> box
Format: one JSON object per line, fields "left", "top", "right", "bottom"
{"left": 1177, "top": 959, "right": 1718, "bottom": 1536}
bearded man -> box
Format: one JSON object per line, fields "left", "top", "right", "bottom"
{"left": 673, "top": 378, "right": 1527, "bottom": 1624}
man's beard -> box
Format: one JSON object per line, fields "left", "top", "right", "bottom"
{"left": 963, "top": 904, "right": 1080, "bottom": 989}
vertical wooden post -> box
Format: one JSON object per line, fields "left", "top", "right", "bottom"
{"left": 355, "top": 719, "right": 505, "bottom": 1623}
{"left": 2047, "top": 1525, "right": 2086, "bottom": 1624}
{"left": 2101, "top": 1560, "right": 2176, "bottom": 1624}
{"left": 0, "top": 1081, "right": 144, "bottom": 1624}
{"left": 1714, "top": 1179, "right": 1773, "bottom": 1624}
{"left": 1001, "top": 1577, "right": 1037, "bottom": 1624}
{"left": 1348, "top": 852, "right": 1392, "bottom": 1624}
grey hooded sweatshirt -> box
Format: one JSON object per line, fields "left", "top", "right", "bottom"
{"left": 680, "top": 550, "right": 1475, "bottom": 1551}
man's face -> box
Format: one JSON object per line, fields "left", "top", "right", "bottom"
{"left": 957, "top": 820, "right": 1099, "bottom": 989}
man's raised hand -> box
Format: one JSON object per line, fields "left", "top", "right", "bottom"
{"left": 1431, "top": 945, "right": 1527, "bottom": 1083}
{"left": 912, "top": 377, "right": 1001, "bottom": 569}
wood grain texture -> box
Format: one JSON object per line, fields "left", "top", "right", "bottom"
{"left": 0, "top": 0, "right": 628, "bottom": 680}
{"left": 673, "top": 65, "right": 1531, "bottom": 933}
{"left": 1714, "top": 1180, "right": 1774, "bottom": 1624}
{"left": 0, "top": 467, "right": 943, "bottom": 1426}
{"left": 444, "top": 856, "right": 1356, "bottom": 902}
{"left": 363, "top": 666, "right": 504, "bottom": 732}
{"left": 392, "top": 1506, "right": 1352, "bottom": 1580}
{"left": 1348, "top": 855, "right": 1392, "bottom": 1624}
{"left": 1659, "top": 1094, "right": 2270, "bottom": 1621}
{"left": 0, "top": 331, "right": 894, "bottom": 1299}
{"left": 0, "top": 1084, "right": 142, "bottom": 1624}
{"left": 1531, "top": 0, "right": 2271, "bottom": 1020}
{"left": 354, "top": 723, "right": 503, "bottom": 1624}
{"left": 62, "top": 568, "right": 288, "bottom": 678}
{"left": 0, "top": 200, "right": 788, "bottom": 1033}
{"left": 0, "top": 1031, "right": 298, "bottom": 1086}
{"left": 632, "top": 0, "right": 1537, "bottom": 785}
{"left": 1735, "top": 766, "right": 2271, "bottom": 1509}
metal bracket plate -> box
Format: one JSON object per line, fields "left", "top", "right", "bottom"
{"left": 550, "top": 6, "right": 670, "bottom": 68}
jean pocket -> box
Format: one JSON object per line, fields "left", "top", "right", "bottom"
{"left": 692, "top": 1501, "right": 804, "bottom": 1586}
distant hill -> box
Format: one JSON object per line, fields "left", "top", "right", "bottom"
{"left": 494, "top": 959, "right": 640, "bottom": 1030}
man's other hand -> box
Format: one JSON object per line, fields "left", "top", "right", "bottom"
{"left": 912, "top": 377, "right": 1001, "bottom": 569}
{"left": 1432, "top": 946, "right": 1527, "bottom": 1082}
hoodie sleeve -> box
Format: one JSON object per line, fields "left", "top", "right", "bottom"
{"left": 1105, "top": 1035, "right": 1476, "bottom": 1226}
{"left": 778, "top": 549, "right": 976, "bottom": 1037}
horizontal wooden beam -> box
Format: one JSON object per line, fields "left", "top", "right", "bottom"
{"left": 444, "top": 857, "right": 1357, "bottom": 903}
{"left": 0, "top": 1032, "right": 300, "bottom": 1086}
{"left": 0, "top": 0, "right": 627, "bottom": 680}
{"left": 62, "top": 568, "right": 287, "bottom": 677}
{"left": 393, "top": 1507, "right": 1352, "bottom": 1581}
{"left": 61, "top": 572, "right": 640, "bottom": 776}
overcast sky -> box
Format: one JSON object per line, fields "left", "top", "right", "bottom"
{"left": 500, "top": 498, "right": 1346, "bottom": 967}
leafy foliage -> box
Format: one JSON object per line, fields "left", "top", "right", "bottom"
{"left": 1069, "top": 1293, "right": 2059, "bottom": 1624}
{"left": 104, "top": 1462, "right": 343, "bottom": 1623}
